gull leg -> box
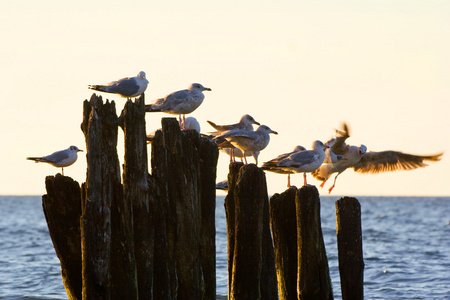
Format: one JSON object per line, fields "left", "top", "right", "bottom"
{"left": 183, "top": 114, "right": 186, "bottom": 129}
{"left": 303, "top": 173, "right": 307, "bottom": 186}
{"left": 62, "top": 167, "right": 64, "bottom": 176}
{"left": 328, "top": 173, "right": 340, "bottom": 194}
{"left": 287, "top": 174, "right": 291, "bottom": 188}
{"left": 243, "top": 152, "right": 248, "bottom": 164}
{"left": 320, "top": 179, "right": 327, "bottom": 189}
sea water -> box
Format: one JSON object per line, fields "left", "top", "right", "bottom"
{"left": 1, "top": 195, "right": 449, "bottom": 299}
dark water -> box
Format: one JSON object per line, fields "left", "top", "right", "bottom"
{"left": 1, "top": 196, "right": 449, "bottom": 299}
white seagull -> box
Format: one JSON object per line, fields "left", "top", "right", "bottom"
{"left": 312, "top": 122, "right": 443, "bottom": 193}
{"left": 88, "top": 71, "right": 149, "bottom": 99}
{"left": 145, "top": 83, "right": 211, "bottom": 129}
{"left": 262, "top": 141, "right": 328, "bottom": 187}
{"left": 214, "top": 125, "right": 278, "bottom": 165}
{"left": 27, "top": 146, "right": 83, "bottom": 175}
{"left": 208, "top": 114, "right": 260, "bottom": 163}
{"left": 260, "top": 145, "right": 306, "bottom": 187}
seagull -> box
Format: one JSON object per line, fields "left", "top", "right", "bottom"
{"left": 213, "top": 125, "right": 278, "bottom": 165}
{"left": 262, "top": 141, "right": 328, "bottom": 187}
{"left": 88, "top": 71, "right": 149, "bottom": 99}
{"left": 208, "top": 114, "right": 260, "bottom": 162}
{"left": 261, "top": 145, "right": 306, "bottom": 187}
{"left": 27, "top": 146, "right": 83, "bottom": 175}
{"left": 207, "top": 114, "right": 260, "bottom": 132}
{"left": 312, "top": 122, "right": 444, "bottom": 193}
{"left": 145, "top": 83, "right": 211, "bottom": 129}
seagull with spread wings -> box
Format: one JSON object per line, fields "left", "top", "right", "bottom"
{"left": 312, "top": 122, "right": 443, "bottom": 193}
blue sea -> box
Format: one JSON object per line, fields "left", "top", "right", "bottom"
{"left": 0, "top": 195, "right": 449, "bottom": 299}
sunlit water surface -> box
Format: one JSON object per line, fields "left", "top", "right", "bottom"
{"left": 1, "top": 196, "right": 449, "bottom": 299}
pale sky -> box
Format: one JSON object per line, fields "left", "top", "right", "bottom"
{"left": 1, "top": 0, "right": 449, "bottom": 196}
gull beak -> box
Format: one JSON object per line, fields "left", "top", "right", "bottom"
{"left": 78, "top": 149, "right": 84, "bottom": 152}
{"left": 271, "top": 130, "right": 278, "bottom": 135}
{"left": 204, "top": 87, "right": 212, "bottom": 91}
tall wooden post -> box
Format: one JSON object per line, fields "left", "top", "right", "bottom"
{"left": 226, "top": 163, "right": 278, "bottom": 300}
{"left": 296, "top": 185, "right": 333, "bottom": 300}
{"left": 336, "top": 197, "right": 364, "bottom": 300}
{"left": 269, "top": 188, "right": 298, "bottom": 300}
{"left": 120, "top": 96, "right": 153, "bottom": 299}
{"left": 42, "top": 174, "right": 82, "bottom": 300}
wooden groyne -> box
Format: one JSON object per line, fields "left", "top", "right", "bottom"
{"left": 41, "top": 93, "right": 364, "bottom": 300}
{"left": 43, "top": 94, "right": 218, "bottom": 300}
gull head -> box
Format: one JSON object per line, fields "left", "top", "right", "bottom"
{"left": 137, "top": 71, "right": 147, "bottom": 79}
{"left": 189, "top": 83, "right": 212, "bottom": 92}
{"left": 69, "top": 145, "right": 83, "bottom": 152}
{"left": 359, "top": 144, "right": 367, "bottom": 156}
{"left": 257, "top": 125, "right": 278, "bottom": 135}
{"left": 241, "top": 114, "right": 260, "bottom": 126}
{"left": 311, "top": 140, "right": 327, "bottom": 151}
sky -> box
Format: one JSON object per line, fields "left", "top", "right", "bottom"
{"left": 1, "top": 0, "right": 449, "bottom": 196}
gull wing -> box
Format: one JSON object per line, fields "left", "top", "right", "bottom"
{"left": 330, "top": 122, "right": 350, "bottom": 155}
{"left": 352, "top": 151, "right": 443, "bottom": 174}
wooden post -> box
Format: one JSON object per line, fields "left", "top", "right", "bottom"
{"left": 224, "top": 163, "right": 242, "bottom": 299}
{"left": 42, "top": 174, "right": 82, "bottom": 300}
{"left": 81, "top": 94, "right": 138, "bottom": 299}
{"left": 42, "top": 98, "right": 218, "bottom": 300}
{"left": 119, "top": 96, "right": 153, "bottom": 299}
{"left": 269, "top": 188, "right": 298, "bottom": 300}
{"left": 199, "top": 135, "right": 220, "bottom": 300}
{"left": 226, "top": 163, "right": 278, "bottom": 300}
{"left": 296, "top": 185, "right": 333, "bottom": 300}
{"left": 336, "top": 197, "right": 364, "bottom": 300}
{"left": 150, "top": 117, "right": 216, "bottom": 299}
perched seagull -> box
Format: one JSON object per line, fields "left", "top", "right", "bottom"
{"left": 88, "top": 71, "right": 149, "bottom": 99}
{"left": 208, "top": 114, "right": 260, "bottom": 163}
{"left": 146, "top": 116, "right": 201, "bottom": 143}
{"left": 214, "top": 125, "right": 278, "bottom": 165}
{"left": 27, "top": 146, "right": 83, "bottom": 175}
{"left": 261, "top": 145, "right": 306, "bottom": 187}
{"left": 145, "top": 83, "right": 211, "bottom": 129}
{"left": 207, "top": 114, "right": 260, "bottom": 132}
{"left": 262, "top": 141, "right": 328, "bottom": 187}
{"left": 312, "top": 122, "right": 443, "bottom": 193}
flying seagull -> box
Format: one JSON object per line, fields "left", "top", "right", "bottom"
{"left": 312, "top": 122, "right": 443, "bottom": 193}
{"left": 145, "top": 83, "right": 211, "bottom": 129}
{"left": 262, "top": 141, "right": 328, "bottom": 187}
{"left": 27, "top": 146, "right": 83, "bottom": 175}
{"left": 88, "top": 71, "right": 149, "bottom": 99}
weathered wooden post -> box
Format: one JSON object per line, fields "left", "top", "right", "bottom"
{"left": 119, "top": 96, "right": 153, "bottom": 299}
{"left": 224, "top": 163, "right": 242, "bottom": 299}
{"left": 42, "top": 174, "right": 82, "bottom": 300}
{"left": 199, "top": 135, "right": 220, "bottom": 300}
{"left": 81, "top": 94, "right": 138, "bottom": 299}
{"left": 336, "top": 197, "right": 364, "bottom": 300}
{"left": 150, "top": 117, "right": 218, "bottom": 299}
{"left": 296, "top": 185, "right": 333, "bottom": 300}
{"left": 42, "top": 96, "right": 218, "bottom": 300}
{"left": 225, "top": 163, "right": 278, "bottom": 300}
{"left": 269, "top": 188, "right": 298, "bottom": 300}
